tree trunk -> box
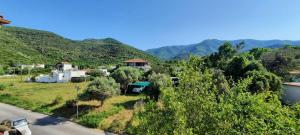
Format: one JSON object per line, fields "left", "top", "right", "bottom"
{"left": 124, "top": 83, "right": 129, "bottom": 95}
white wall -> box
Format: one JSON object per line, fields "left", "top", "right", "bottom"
{"left": 63, "top": 64, "right": 73, "bottom": 71}
{"left": 36, "top": 64, "right": 45, "bottom": 68}
{"left": 282, "top": 85, "right": 300, "bottom": 105}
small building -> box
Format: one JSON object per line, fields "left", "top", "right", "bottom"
{"left": 124, "top": 59, "right": 151, "bottom": 71}
{"left": 55, "top": 62, "right": 73, "bottom": 71}
{"left": 20, "top": 64, "right": 35, "bottom": 70}
{"left": 35, "top": 62, "right": 86, "bottom": 83}
{"left": 282, "top": 82, "right": 300, "bottom": 105}
{"left": 0, "top": 15, "right": 10, "bottom": 26}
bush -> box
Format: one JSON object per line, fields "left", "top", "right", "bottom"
{"left": 65, "top": 100, "right": 77, "bottom": 108}
{"left": 52, "top": 96, "right": 63, "bottom": 105}
{"left": 87, "top": 70, "right": 106, "bottom": 77}
{"left": 71, "top": 77, "right": 86, "bottom": 83}
{"left": 79, "top": 106, "right": 123, "bottom": 128}
{"left": 108, "top": 119, "right": 127, "bottom": 134}
{"left": 0, "top": 84, "right": 7, "bottom": 91}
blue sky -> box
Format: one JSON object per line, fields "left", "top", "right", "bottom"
{"left": 1, "top": 0, "right": 300, "bottom": 50}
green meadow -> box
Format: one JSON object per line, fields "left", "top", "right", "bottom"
{"left": 0, "top": 76, "right": 142, "bottom": 133}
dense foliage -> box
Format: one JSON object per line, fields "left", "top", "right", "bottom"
{"left": 128, "top": 43, "right": 300, "bottom": 134}
{"left": 0, "top": 26, "right": 159, "bottom": 67}
{"left": 261, "top": 46, "right": 300, "bottom": 80}
{"left": 145, "top": 72, "right": 172, "bottom": 100}
{"left": 111, "top": 67, "right": 143, "bottom": 94}
{"left": 83, "top": 77, "right": 120, "bottom": 106}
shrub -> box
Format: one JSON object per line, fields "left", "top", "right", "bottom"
{"left": 65, "top": 99, "right": 77, "bottom": 108}
{"left": 0, "top": 84, "right": 7, "bottom": 91}
{"left": 108, "top": 119, "right": 127, "bottom": 134}
{"left": 71, "top": 77, "right": 86, "bottom": 83}
{"left": 79, "top": 106, "right": 123, "bottom": 128}
{"left": 52, "top": 96, "right": 63, "bottom": 105}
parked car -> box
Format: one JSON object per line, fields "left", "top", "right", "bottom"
{"left": 0, "top": 117, "right": 31, "bottom": 135}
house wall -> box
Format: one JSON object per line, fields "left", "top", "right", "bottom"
{"left": 63, "top": 64, "right": 73, "bottom": 71}
{"left": 70, "top": 70, "right": 86, "bottom": 77}
{"left": 282, "top": 85, "right": 300, "bottom": 105}
{"left": 36, "top": 64, "right": 45, "bottom": 68}
{"left": 21, "top": 65, "right": 35, "bottom": 69}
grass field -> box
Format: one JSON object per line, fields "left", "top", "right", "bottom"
{"left": 0, "top": 76, "right": 143, "bottom": 133}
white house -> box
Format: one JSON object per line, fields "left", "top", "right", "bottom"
{"left": 282, "top": 82, "right": 300, "bottom": 105}
{"left": 35, "top": 70, "right": 86, "bottom": 83}
{"left": 55, "top": 62, "right": 73, "bottom": 71}
{"left": 35, "top": 62, "right": 86, "bottom": 83}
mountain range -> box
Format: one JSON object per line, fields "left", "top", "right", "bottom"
{"left": 0, "top": 26, "right": 159, "bottom": 66}
{"left": 146, "top": 39, "right": 300, "bottom": 59}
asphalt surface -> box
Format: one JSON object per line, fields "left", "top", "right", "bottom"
{"left": 0, "top": 103, "right": 108, "bottom": 135}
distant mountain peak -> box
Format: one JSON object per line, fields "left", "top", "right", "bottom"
{"left": 147, "top": 39, "right": 300, "bottom": 60}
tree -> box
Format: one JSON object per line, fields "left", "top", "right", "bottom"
{"left": 111, "top": 67, "right": 142, "bottom": 94}
{"left": 245, "top": 70, "right": 282, "bottom": 95}
{"left": 249, "top": 48, "right": 270, "bottom": 60}
{"left": 84, "top": 77, "right": 120, "bottom": 106}
{"left": 205, "top": 42, "right": 237, "bottom": 69}
{"left": 129, "top": 59, "right": 298, "bottom": 134}
{"left": 146, "top": 72, "right": 172, "bottom": 100}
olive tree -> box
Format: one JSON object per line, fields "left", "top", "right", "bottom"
{"left": 85, "top": 77, "right": 120, "bottom": 106}
{"left": 111, "top": 67, "right": 142, "bottom": 94}
{"left": 146, "top": 72, "right": 172, "bottom": 100}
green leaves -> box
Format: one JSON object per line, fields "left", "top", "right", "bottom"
{"left": 84, "top": 77, "right": 120, "bottom": 106}
{"left": 111, "top": 67, "right": 143, "bottom": 91}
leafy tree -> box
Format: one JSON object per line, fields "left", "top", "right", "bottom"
{"left": 87, "top": 70, "right": 106, "bottom": 80}
{"left": 261, "top": 47, "right": 300, "bottom": 80}
{"left": 146, "top": 72, "right": 172, "bottom": 100}
{"left": 205, "top": 42, "right": 237, "bottom": 69}
{"left": 129, "top": 61, "right": 298, "bottom": 134}
{"left": 225, "top": 56, "right": 250, "bottom": 80}
{"left": 111, "top": 67, "right": 142, "bottom": 94}
{"left": 245, "top": 70, "right": 282, "bottom": 95}
{"left": 84, "top": 77, "right": 120, "bottom": 106}
{"left": 249, "top": 48, "right": 270, "bottom": 60}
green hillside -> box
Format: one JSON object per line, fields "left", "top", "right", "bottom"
{"left": 0, "top": 26, "right": 159, "bottom": 66}
{"left": 147, "top": 39, "right": 300, "bottom": 59}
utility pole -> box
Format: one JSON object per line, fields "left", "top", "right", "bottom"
{"left": 75, "top": 85, "right": 80, "bottom": 118}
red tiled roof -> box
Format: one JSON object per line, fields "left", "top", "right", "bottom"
{"left": 284, "top": 82, "right": 300, "bottom": 87}
{"left": 124, "top": 59, "right": 148, "bottom": 63}
{"left": 0, "top": 16, "right": 11, "bottom": 24}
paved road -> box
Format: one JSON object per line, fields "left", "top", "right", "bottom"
{"left": 0, "top": 103, "right": 108, "bottom": 135}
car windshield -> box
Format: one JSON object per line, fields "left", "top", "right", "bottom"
{"left": 13, "top": 119, "right": 27, "bottom": 127}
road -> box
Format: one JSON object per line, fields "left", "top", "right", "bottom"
{"left": 0, "top": 103, "right": 108, "bottom": 135}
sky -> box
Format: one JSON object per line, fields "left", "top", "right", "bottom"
{"left": 1, "top": 0, "right": 300, "bottom": 50}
